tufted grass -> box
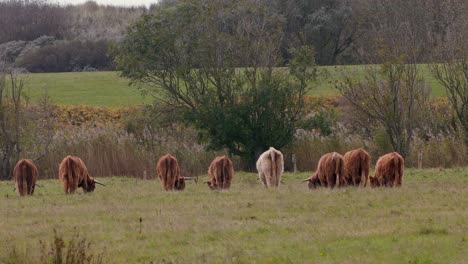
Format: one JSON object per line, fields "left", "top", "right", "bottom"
{"left": 0, "top": 168, "right": 467, "bottom": 263}
{"left": 20, "top": 65, "right": 445, "bottom": 107}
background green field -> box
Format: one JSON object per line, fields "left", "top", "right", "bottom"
{"left": 22, "top": 65, "right": 445, "bottom": 107}
{"left": 1, "top": 168, "right": 466, "bottom": 263}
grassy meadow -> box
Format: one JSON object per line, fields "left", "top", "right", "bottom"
{"left": 22, "top": 65, "right": 446, "bottom": 107}
{"left": 1, "top": 168, "right": 467, "bottom": 263}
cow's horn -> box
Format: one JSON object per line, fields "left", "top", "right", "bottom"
{"left": 13, "top": 187, "right": 16, "bottom": 192}
{"left": 186, "top": 177, "right": 199, "bottom": 184}
{"left": 301, "top": 178, "right": 312, "bottom": 182}
{"left": 94, "top": 180, "right": 105, "bottom": 186}
{"left": 35, "top": 183, "right": 42, "bottom": 187}
{"left": 203, "top": 180, "right": 210, "bottom": 184}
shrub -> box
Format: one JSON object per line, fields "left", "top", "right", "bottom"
{"left": 16, "top": 39, "right": 114, "bottom": 73}
{"left": 4, "top": 229, "right": 105, "bottom": 264}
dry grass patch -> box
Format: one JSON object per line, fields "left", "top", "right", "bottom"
{"left": 0, "top": 168, "right": 467, "bottom": 263}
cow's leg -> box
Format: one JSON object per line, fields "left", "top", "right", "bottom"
{"left": 394, "top": 174, "right": 402, "bottom": 187}
{"left": 62, "top": 180, "right": 69, "bottom": 194}
{"left": 69, "top": 183, "right": 77, "bottom": 194}
{"left": 273, "top": 173, "right": 279, "bottom": 188}
{"left": 361, "top": 169, "right": 367, "bottom": 188}
{"left": 264, "top": 173, "right": 273, "bottom": 188}
{"left": 258, "top": 172, "right": 267, "bottom": 187}
{"left": 387, "top": 174, "right": 394, "bottom": 187}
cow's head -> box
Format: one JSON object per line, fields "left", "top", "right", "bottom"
{"left": 174, "top": 177, "right": 186, "bottom": 191}
{"left": 368, "top": 176, "right": 379, "bottom": 188}
{"left": 302, "top": 175, "right": 320, "bottom": 189}
{"left": 81, "top": 176, "right": 105, "bottom": 192}
{"left": 204, "top": 180, "right": 218, "bottom": 190}
{"left": 84, "top": 176, "right": 96, "bottom": 192}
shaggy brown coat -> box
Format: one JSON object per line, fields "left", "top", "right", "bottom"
{"left": 369, "top": 152, "right": 404, "bottom": 187}
{"left": 343, "top": 148, "right": 370, "bottom": 187}
{"left": 305, "top": 152, "right": 344, "bottom": 189}
{"left": 13, "top": 159, "right": 38, "bottom": 196}
{"left": 157, "top": 154, "right": 185, "bottom": 191}
{"left": 256, "top": 147, "right": 284, "bottom": 188}
{"left": 206, "top": 156, "right": 234, "bottom": 190}
{"left": 59, "top": 155, "right": 97, "bottom": 194}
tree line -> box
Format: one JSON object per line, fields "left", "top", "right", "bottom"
{"left": 0, "top": 0, "right": 145, "bottom": 72}
{"left": 1, "top": 0, "right": 466, "bottom": 72}
{"left": 0, "top": 0, "right": 466, "bottom": 178}
{"left": 115, "top": 0, "right": 467, "bottom": 167}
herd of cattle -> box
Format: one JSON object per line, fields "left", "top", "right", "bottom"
{"left": 11, "top": 147, "right": 404, "bottom": 196}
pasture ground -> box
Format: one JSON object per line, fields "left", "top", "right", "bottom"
{"left": 22, "top": 65, "right": 445, "bottom": 107}
{"left": 0, "top": 168, "right": 467, "bottom": 263}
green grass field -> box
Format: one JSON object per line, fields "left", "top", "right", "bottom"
{"left": 22, "top": 65, "right": 446, "bottom": 107}
{"left": 1, "top": 168, "right": 467, "bottom": 263}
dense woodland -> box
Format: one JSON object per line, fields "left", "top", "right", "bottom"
{"left": 0, "top": 0, "right": 466, "bottom": 71}
{"left": 0, "top": 0, "right": 467, "bottom": 180}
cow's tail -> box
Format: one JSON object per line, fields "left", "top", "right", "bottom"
{"left": 19, "top": 161, "right": 27, "bottom": 195}
{"left": 67, "top": 156, "right": 74, "bottom": 192}
{"left": 218, "top": 157, "right": 225, "bottom": 189}
{"left": 221, "top": 157, "right": 231, "bottom": 189}
{"left": 269, "top": 148, "right": 276, "bottom": 187}
{"left": 165, "top": 157, "right": 172, "bottom": 189}
{"left": 359, "top": 150, "right": 369, "bottom": 187}
{"left": 170, "top": 157, "right": 179, "bottom": 190}
{"left": 394, "top": 154, "right": 402, "bottom": 187}
{"left": 333, "top": 153, "right": 341, "bottom": 188}
{"left": 25, "top": 162, "right": 34, "bottom": 195}
{"left": 276, "top": 151, "right": 284, "bottom": 187}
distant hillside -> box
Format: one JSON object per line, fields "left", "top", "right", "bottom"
{"left": 22, "top": 66, "right": 445, "bottom": 107}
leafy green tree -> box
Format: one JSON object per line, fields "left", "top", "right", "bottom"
{"left": 114, "top": 0, "right": 317, "bottom": 168}
{"left": 431, "top": 49, "right": 468, "bottom": 144}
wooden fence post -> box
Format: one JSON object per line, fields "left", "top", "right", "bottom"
{"left": 292, "top": 154, "right": 297, "bottom": 173}
{"left": 417, "top": 150, "right": 423, "bottom": 169}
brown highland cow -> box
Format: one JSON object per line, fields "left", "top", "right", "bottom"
{"left": 13, "top": 159, "right": 38, "bottom": 196}
{"left": 59, "top": 155, "right": 104, "bottom": 194}
{"left": 157, "top": 154, "right": 195, "bottom": 191}
{"left": 303, "top": 152, "right": 344, "bottom": 189}
{"left": 343, "top": 148, "right": 370, "bottom": 187}
{"left": 369, "top": 152, "right": 404, "bottom": 187}
{"left": 204, "top": 156, "right": 234, "bottom": 190}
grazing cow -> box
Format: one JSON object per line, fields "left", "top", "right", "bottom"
{"left": 369, "top": 152, "right": 404, "bottom": 187}
{"left": 205, "top": 156, "right": 234, "bottom": 190}
{"left": 343, "top": 148, "right": 370, "bottom": 187}
{"left": 157, "top": 154, "right": 195, "bottom": 191}
{"left": 303, "top": 152, "right": 344, "bottom": 189}
{"left": 256, "top": 147, "right": 284, "bottom": 188}
{"left": 59, "top": 155, "right": 104, "bottom": 194}
{"left": 13, "top": 159, "right": 38, "bottom": 196}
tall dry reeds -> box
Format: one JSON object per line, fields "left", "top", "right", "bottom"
{"left": 286, "top": 126, "right": 467, "bottom": 172}
{"left": 36, "top": 125, "right": 225, "bottom": 179}
{"left": 33, "top": 124, "right": 467, "bottom": 179}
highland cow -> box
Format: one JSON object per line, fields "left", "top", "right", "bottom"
{"left": 59, "top": 155, "right": 104, "bottom": 194}
{"left": 256, "top": 147, "right": 284, "bottom": 188}
{"left": 13, "top": 159, "right": 38, "bottom": 196}
{"left": 157, "top": 154, "right": 195, "bottom": 191}
{"left": 204, "top": 156, "right": 234, "bottom": 190}
{"left": 343, "top": 148, "right": 370, "bottom": 187}
{"left": 369, "top": 152, "right": 404, "bottom": 188}
{"left": 303, "top": 152, "right": 344, "bottom": 189}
